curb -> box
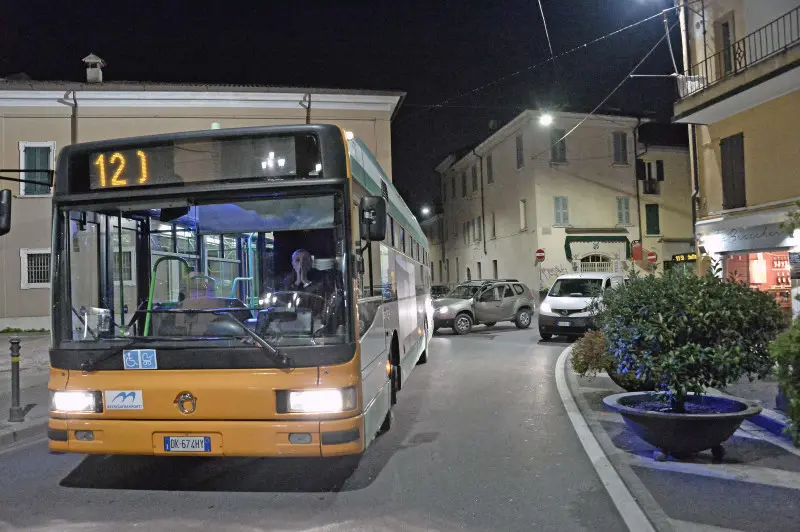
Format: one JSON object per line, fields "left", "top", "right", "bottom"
{"left": 707, "top": 386, "right": 794, "bottom": 443}
{"left": 0, "top": 417, "right": 47, "bottom": 449}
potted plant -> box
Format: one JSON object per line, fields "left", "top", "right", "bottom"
{"left": 769, "top": 317, "right": 800, "bottom": 445}
{"left": 571, "top": 330, "right": 654, "bottom": 391}
{"left": 599, "top": 266, "right": 784, "bottom": 460}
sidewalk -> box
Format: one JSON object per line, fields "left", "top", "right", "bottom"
{"left": 0, "top": 334, "right": 51, "bottom": 447}
{"left": 564, "top": 346, "right": 800, "bottom": 532}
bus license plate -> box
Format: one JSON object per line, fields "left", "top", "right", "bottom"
{"left": 557, "top": 321, "right": 571, "bottom": 327}
{"left": 163, "top": 436, "right": 211, "bottom": 452}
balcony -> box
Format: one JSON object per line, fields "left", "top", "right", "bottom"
{"left": 674, "top": 6, "right": 800, "bottom": 124}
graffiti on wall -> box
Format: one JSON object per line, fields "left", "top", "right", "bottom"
{"left": 540, "top": 264, "right": 570, "bottom": 285}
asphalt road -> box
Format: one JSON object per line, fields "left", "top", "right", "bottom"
{"left": 0, "top": 324, "right": 626, "bottom": 532}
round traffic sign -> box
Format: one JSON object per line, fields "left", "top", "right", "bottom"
{"left": 647, "top": 251, "right": 658, "bottom": 263}
{"left": 535, "top": 249, "right": 545, "bottom": 262}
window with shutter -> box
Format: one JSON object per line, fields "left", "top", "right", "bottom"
{"left": 721, "top": 133, "right": 746, "bottom": 209}
{"left": 612, "top": 132, "right": 628, "bottom": 164}
{"left": 19, "top": 142, "right": 55, "bottom": 196}
{"left": 656, "top": 160, "right": 665, "bottom": 181}
{"left": 554, "top": 196, "right": 569, "bottom": 225}
{"left": 461, "top": 172, "right": 467, "bottom": 197}
{"left": 645, "top": 204, "right": 660, "bottom": 235}
{"left": 471, "top": 165, "right": 478, "bottom": 192}
{"left": 487, "top": 154, "right": 494, "bottom": 183}
{"left": 515, "top": 135, "right": 524, "bottom": 169}
{"left": 551, "top": 129, "right": 567, "bottom": 163}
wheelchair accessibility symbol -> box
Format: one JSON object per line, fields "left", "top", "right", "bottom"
{"left": 123, "top": 349, "right": 158, "bottom": 370}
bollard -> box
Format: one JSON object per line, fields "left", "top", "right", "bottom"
{"left": 8, "top": 337, "right": 24, "bottom": 422}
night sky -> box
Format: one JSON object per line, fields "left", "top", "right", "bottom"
{"left": 2, "top": 0, "right": 682, "bottom": 213}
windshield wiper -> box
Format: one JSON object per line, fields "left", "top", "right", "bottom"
{"left": 213, "top": 311, "right": 291, "bottom": 367}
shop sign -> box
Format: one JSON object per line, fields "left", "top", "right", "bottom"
{"left": 672, "top": 252, "right": 697, "bottom": 262}
{"left": 705, "top": 223, "right": 793, "bottom": 253}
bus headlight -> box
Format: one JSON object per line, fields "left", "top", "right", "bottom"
{"left": 50, "top": 391, "right": 103, "bottom": 413}
{"left": 285, "top": 387, "right": 356, "bottom": 413}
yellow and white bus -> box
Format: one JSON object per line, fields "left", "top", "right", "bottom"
{"left": 45, "top": 124, "right": 432, "bottom": 457}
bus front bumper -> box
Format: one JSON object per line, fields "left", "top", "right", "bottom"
{"left": 48, "top": 414, "right": 365, "bottom": 457}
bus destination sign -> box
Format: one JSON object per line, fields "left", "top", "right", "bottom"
{"left": 672, "top": 252, "right": 698, "bottom": 262}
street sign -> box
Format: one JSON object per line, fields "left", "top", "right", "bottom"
{"left": 647, "top": 251, "right": 658, "bottom": 263}
{"left": 535, "top": 249, "right": 545, "bottom": 262}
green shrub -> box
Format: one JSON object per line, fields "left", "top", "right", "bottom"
{"left": 571, "top": 330, "right": 611, "bottom": 379}
{"left": 770, "top": 318, "right": 800, "bottom": 445}
{"left": 595, "top": 267, "right": 784, "bottom": 412}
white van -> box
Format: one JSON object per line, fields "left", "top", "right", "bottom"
{"left": 537, "top": 272, "right": 625, "bottom": 340}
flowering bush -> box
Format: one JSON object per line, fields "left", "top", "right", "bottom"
{"left": 594, "top": 267, "right": 784, "bottom": 412}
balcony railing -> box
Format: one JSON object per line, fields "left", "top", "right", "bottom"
{"left": 678, "top": 6, "right": 800, "bottom": 98}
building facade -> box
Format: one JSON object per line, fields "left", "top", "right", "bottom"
{"left": 674, "top": 0, "right": 800, "bottom": 317}
{"left": 0, "top": 64, "right": 404, "bottom": 329}
{"left": 432, "top": 110, "right": 694, "bottom": 293}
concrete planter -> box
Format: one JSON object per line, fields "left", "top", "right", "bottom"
{"left": 603, "top": 392, "right": 762, "bottom": 460}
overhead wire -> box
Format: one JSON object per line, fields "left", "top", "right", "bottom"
{"left": 531, "top": 20, "right": 680, "bottom": 162}
{"left": 536, "top": 0, "right": 556, "bottom": 63}
{"left": 398, "top": 1, "right": 704, "bottom": 125}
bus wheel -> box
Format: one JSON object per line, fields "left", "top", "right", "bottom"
{"left": 378, "top": 407, "right": 393, "bottom": 435}
{"left": 417, "top": 322, "right": 429, "bottom": 365}
{"left": 389, "top": 356, "right": 399, "bottom": 405}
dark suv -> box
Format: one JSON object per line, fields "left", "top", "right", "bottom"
{"left": 433, "top": 280, "right": 536, "bottom": 335}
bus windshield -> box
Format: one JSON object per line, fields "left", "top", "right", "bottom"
{"left": 60, "top": 192, "right": 350, "bottom": 349}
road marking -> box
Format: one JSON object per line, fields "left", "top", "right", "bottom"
{"left": 555, "top": 345, "right": 656, "bottom": 532}
{"left": 0, "top": 435, "right": 46, "bottom": 455}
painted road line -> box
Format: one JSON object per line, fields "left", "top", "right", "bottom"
{"left": 629, "top": 454, "right": 800, "bottom": 491}
{"left": 555, "top": 345, "right": 656, "bottom": 532}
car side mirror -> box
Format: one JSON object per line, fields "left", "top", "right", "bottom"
{"left": 0, "top": 189, "right": 11, "bottom": 236}
{"left": 359, "top": 196, "right": 386, "bottom": 242}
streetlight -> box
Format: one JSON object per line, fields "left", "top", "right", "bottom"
{"left": 421, "top": 206, "right": 431, "bottom": 216}
{"left": 538, "top": 113, "right": 554, "bottom": 127}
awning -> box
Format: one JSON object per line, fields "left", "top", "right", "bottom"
{"left": 564, "top": 235, "right": 631, "bottom": 261}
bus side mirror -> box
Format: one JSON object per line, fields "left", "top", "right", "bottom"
{"left": 359, "top": 196, "right": 386, "bottom": 241}
{"left": 0, "top": 189, "right": 11, "bottom": 236}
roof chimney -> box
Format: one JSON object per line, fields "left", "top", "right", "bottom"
{"left": 82, "top": 53, "right": 106, "bottom": 83}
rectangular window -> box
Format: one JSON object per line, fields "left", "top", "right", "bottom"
{"left": 515, "top": 134, "right": 524, "bottom": 169}
{"left": 389, "top": 216, "right": 395, "bottom": 247}
{"left": 477, "top": 262, "right": 482, "bottom": 279}
{"left": 476, "top": 216, "right": 482, "bottom": 241}
{"left": 492, "top": 260, "right": 498, "bottom": 279}
{"left": 19, "top": 141, "right": 55, "bottom": 196}
{"left": 487, "top": 154, "right": 494, "bottom": 183}
{"left": 721, "top": 133, "right": 745, "bottom": 209}
{"left": 20, "top": 247, "right": 51, "bottom": 289}
{"left": 456, "top": 257, "right": 460, "bottom": 283}
{"left": 551, "top": 129, "right": 567, "bottom": 163}
{"left": 612, "top": 132, "right": 628, "bottom": 164}
{"left": 471, "top": 165, "right": 478, "bottom": 192}
{"left": 442, "top": 180, "right": 446, "bottom": 203}
{"left": 491, "top": 212, "right": 496, "bottom": 238}
{"left": 519, "top": 199, "right": 528, "bottom": 230}
{"left": 451, "top": 176, "right": 456, "bottom": 199}
{"left": 439, "top": 261, "right": 443, "bottom": 283}
{"left": 113, "top": 251, "right": 134, "bottom": 282}
{"left": 554, "top": 196, "right": 569, "bottom": 226}
{"left": 401, "top": 228, "right": 406, "bottom": 253}
{"left": 645, "top": 204, "right": 661, "bottom": 235}
{"left": 463, "top": 222, "right": 468, "bottom": 244}
{"left": 446, "top": 259, "right": 450, "bottom": 283}
{"left": 461, "top": 172, "right": 467, "bottom": 198}
{"left": 656, "top": 160, "right": 665, "bottom": 181}
{"left": 616, "top": 197, "right": 631, "bottom": 225}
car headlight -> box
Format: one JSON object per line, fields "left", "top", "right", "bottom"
{"left": 437, "top": 306, "right": 449, "bottom": 314}
{"left": 50, "top": 390, "right": 103, "bottom": 413}
{"left": 540, "top": 302, "right": 552, "bottom": 313}
{"left": 284, "top": 387, "right": 357, "bottom": 413}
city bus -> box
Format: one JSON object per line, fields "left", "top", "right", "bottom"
{"left": 44, "top": 124, "right": 432, "bottom": 458}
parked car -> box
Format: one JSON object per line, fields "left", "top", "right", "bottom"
{"left": 538, "top": 272, "right": 625, "bottom": 340}
{"left": 433, "top": 280, "right": 536, "bottom": 335}
{"left": 431, "top": 285, "right": 450, "bottom": 299}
